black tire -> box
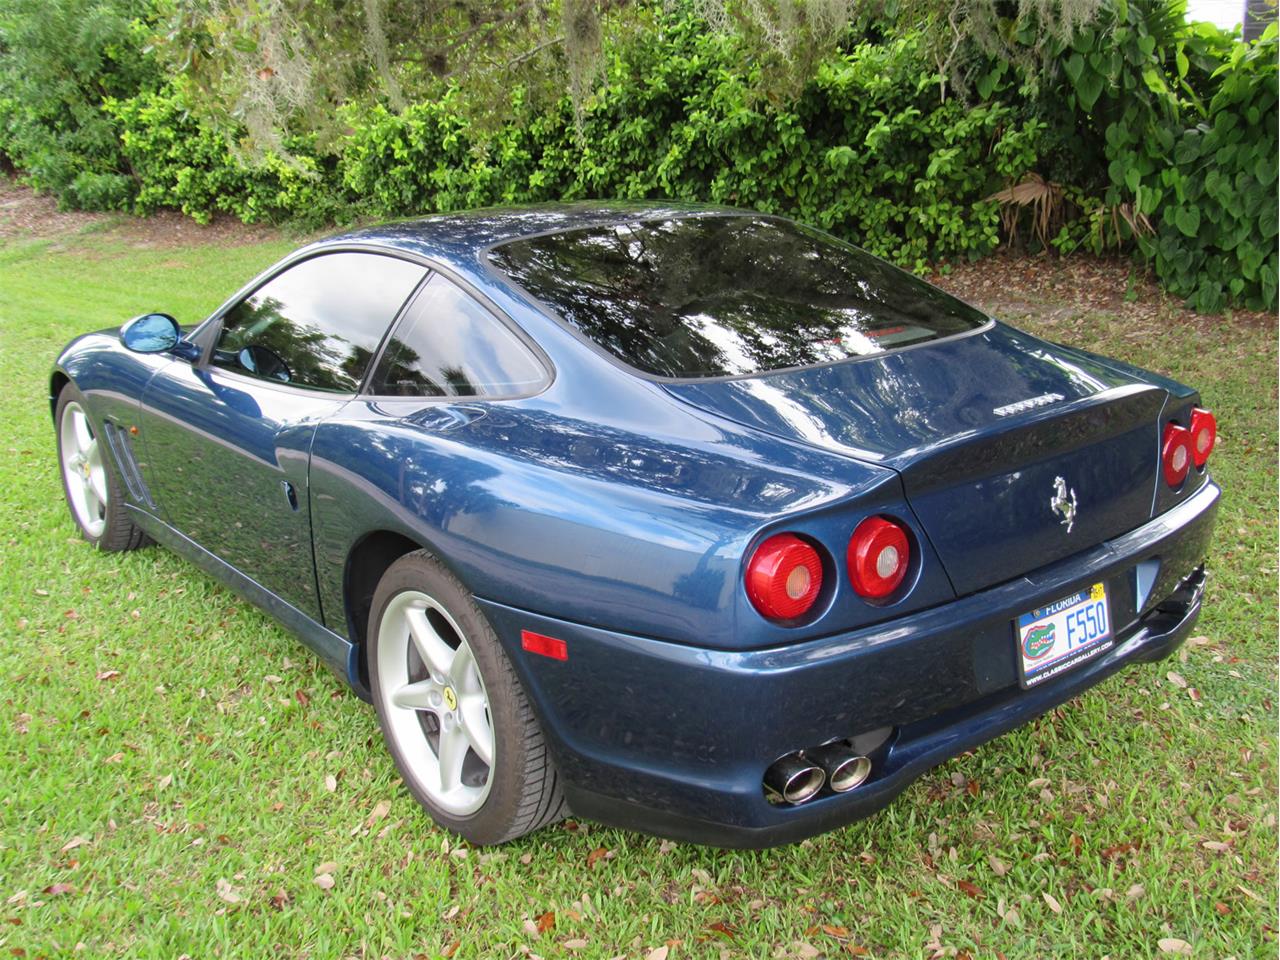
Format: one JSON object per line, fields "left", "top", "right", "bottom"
{"left": 54, "top": 383, "right": 150, "bottom": 552}
{"left": 368, "top": 550, "right": 566, "bottom": 844}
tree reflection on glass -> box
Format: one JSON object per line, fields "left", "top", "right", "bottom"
{"left": 490, "top": 215, "right": 988, "bottom": 378}
{"left": 211, "top": 252, "right": 425, "bottom": 392}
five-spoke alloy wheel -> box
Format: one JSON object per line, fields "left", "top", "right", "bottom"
{"left": 55, "top": 383, "right": 149, "bottom": 552}
{"left": 376, "top": 589, "right": 497, "bottom": 816}
{"left": 369, "top": 551, "right": 565, "bottom": 844}
{"left": 59, "top": 399, "right": 108, "bottom": 539}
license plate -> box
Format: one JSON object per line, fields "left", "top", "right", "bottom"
{"left": 1016, "top": 583, "right": 1113, "bottom": 688}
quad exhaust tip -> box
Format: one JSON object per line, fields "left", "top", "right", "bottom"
{"left": 765, "top": 743, "right": 875, "bottom": 804}
{"left": 764, "top": 754, "right": 826, "bottom": 804}
{"left": 814, "top": 747, "right": 875, "bottom": 793}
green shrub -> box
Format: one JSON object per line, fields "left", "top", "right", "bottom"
{"left": 0, "top": 0, "right": 161, "bottom": 209}
{"left": 341, "top": 23, "right": 1044, "bottom": 269}
{"left": 107, "top": 84, "right": 347, "bottom": 226}
{"left": 1043, "top": 3, "right": 1277, "bottom": 309}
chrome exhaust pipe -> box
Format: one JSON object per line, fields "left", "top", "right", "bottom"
{"left": 808, "top": 743, "right": 873, "bottom": 793}
{"left": 763, "top": 754, "right": 825, "bottom": 804}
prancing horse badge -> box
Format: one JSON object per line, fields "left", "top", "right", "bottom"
{"left": 1050, "top": 476, "right": 1078, "bottom": 533}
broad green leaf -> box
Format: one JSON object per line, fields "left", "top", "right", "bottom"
{"left": 1064, "top": 53, "right": 1085, "bottom": 86}
{"left": 1175, "top": 205, "right": 1201, "bottom": 238}
{"left": 1076, "top": 70, "right": 1106, "bottom": 112}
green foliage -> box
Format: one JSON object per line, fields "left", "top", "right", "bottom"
{"left": 1, "top": 0, "right": 1274, "bottom": 311}
{"left": 342, "top": 23, "right": 1042, "bottom": 268}
{"left": 0, "top": 0, "right": 161, "bottom": 209}
{"left": 105, "top": 84, "right": 347, "bottom": 225}
{"left": 1143, "top": 25, "right": 1278, "bottom": 310}
{"left": 1046, "top": 3, "right": 1278, "bottom": 309}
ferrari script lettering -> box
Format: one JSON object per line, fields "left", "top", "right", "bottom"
{"left": 993, "top": 392, "right": 1065, "bottom": 417}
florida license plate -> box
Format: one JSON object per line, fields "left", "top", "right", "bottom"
{"left": 1016, "top": 583, "right": 1113, "bottom": 688}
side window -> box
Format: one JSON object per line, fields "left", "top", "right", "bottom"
{"left": 368, "top": 274, "right": 547, "bottom": 398}
{"left": 212, "top": 252, "right": 426, "bottom": 392}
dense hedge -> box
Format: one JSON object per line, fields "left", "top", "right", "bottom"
{"left": 340, "top": 27, "right": 1045, "bottom": 269}
{"left": 2, "top": 1, "right": 1276, "bottom": 311}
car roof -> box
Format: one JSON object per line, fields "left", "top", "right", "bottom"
{"left": 320, "top": 200, "right": 745, "bottom": 264}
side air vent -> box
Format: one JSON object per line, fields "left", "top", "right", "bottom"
{"left": 101, "top": 421, "right": 154, "bottom": 508}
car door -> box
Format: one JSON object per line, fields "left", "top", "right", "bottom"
{"left": 135, "top": 250, "right": 427, "bottom": 621}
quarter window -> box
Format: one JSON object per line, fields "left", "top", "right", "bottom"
{"left": 368, "top": 274, "right": 546, "bottom": 398}
{"left": 212, "top": 252, "right": 426, "bottom": 392}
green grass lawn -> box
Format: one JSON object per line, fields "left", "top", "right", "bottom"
{"left": 1, "top": 224, "right": 1276, "bottom": 960}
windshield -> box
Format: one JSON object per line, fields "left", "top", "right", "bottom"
{"left": 488, "top": 214, "right": 988, "bottom": 379}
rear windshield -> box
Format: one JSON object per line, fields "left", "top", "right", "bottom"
{"left": 488, "top": 215, "right": 987, "bottom": 379}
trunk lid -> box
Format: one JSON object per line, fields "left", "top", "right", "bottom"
{"left": 665, "top": 323, "right": 1168, "bottom": 595}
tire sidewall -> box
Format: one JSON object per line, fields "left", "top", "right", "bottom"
{"left": 368, "top": 551, "right": 530, "bottom": 844}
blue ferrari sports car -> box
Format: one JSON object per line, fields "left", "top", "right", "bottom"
{"left": 51, "top": 203, "right": 1219, "bottom": 847}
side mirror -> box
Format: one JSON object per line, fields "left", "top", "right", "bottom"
{"left": 121, "top": 313, "right": 181, "bottom": 354}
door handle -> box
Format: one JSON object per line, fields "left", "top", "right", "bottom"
{"left": 280, "top": 480, "right": 299, "bottom": 511}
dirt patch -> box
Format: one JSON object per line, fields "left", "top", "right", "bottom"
{"left": 928, "top": 251, "right": 1275, "bottom": 333}
{"left": 0, "top": 177, "right": 282, "bottom": 248}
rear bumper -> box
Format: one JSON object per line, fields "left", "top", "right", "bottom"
{"left": 479, "top": 479, "right": 1219, "bottom": 848}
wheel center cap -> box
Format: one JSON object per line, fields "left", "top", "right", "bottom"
{"left": 442, "top": 686, "right": 457, "bottom": 711}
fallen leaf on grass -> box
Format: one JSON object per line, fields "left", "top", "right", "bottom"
{"left": 536, "top": 910, "right": 555, "bottom": 934}
{"left": 957, "top": 879, "right": 985, "bottom": 900}
{"left": 987, "top": 854, "right": 1009, "bottom": 876}
{"left": 441, "top": 942, "right": 460, "bottom": 958}
{"left": 315, "top": 861, "right": 338, "bottom": 875}
{"left": 42, "top": 884, "right": 74, "bottom": 897}
{"left": 60, "top": 837, "right": 87, "bottom": 853}
{"left": 313, "top": 873, "right": 335, "bottom": 891}
{"left": 324, "top": 774, "right": 337, "bottom": 793}
{"left": 156, "top": 774, "right": 172, "bottom": 791}
{"left": 365, "top": 800, "right": 391, "bottom": 826}
{"left": 562, "top": 939, "right": 588, "bottom": 950}
{"left": 586, "top": 847, "right": 613, "bottom": 868}
{"left": 706, "top": 921, "right": 736, "bottom": 940}
{"left": 791, "top": 943, "right": 821, "bottom": 959}
{"left": 1042, "top": 892, "right": 1062, "bottom": 914}
{"left": 1235, "top": 884, "right": 1264, "bottom": 902}
{"left": 1213, "top": 901, "right": 1230, "bottom": 916}
{"left": 1100, "top": 841, "right": 1139, "bottom": 861}
{"left": 95, "top": 670, "right": 120, "bottom": 682}
{"left": 1200, "top": 840, "right": 1231, "bottom": 852}
{"left": 1166, "top": 671, "right": 1188, "bottom": 689}
{"left": 644, "top": 947, "right": 669, "bottom": 960}
{"left": 215, "top": 878, "right": 242, "bottom": 904}
{"left": 1157, "top": 938, "right": 1193, "bottom": 956}
{"left": 269, "top": 889, "right": 290, "bottom": 910}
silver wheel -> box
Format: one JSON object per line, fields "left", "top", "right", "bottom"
{"left": 59, "top": 401, "right": 107, "bottom": 539}
{"left": 374, "top": 589, "right": 495, "bottom": 816}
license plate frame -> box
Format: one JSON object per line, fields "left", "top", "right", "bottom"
{"left": 1015, "top": 583, "right": 1114, "bottom": 689}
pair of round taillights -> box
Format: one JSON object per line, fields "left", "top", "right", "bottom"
{"left": 745, "top": 516, "right": 911, "bottom": 622}
{"left": 1162, "top": 407, "right": 1216, "bottom": 488}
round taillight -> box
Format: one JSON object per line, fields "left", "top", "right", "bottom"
{"left": 1162, "top": 423, "right": 1193, "bottom": 487}
{"left": 1189, "top": 407, "right": 1216, "bottom": 467}
{"left": 746, "top": 534, "right": 824, "bottom": 621}
{"left": 847, "top": 516, "right": 911, "bottom": 599}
